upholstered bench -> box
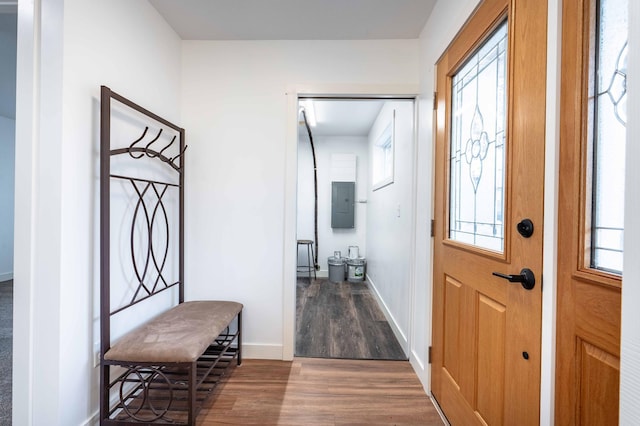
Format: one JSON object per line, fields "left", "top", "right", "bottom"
{"left": 101, "top": 301, "right": 243, "bottom": 425}
{"left": 105, "top": 301, "right": 242, "bottom": 363}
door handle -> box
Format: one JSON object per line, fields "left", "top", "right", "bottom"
{"left": 492, "top": 268, "right": 535, "bottom": 290}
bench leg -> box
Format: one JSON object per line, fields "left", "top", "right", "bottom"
{"left": 100, "top": 364, "right": 109, "bottom": 424}
{"left": 188, "top": 362, "right": 196, "bottom": 425}
{"left": 237, "top": 311, "right": 242, "bottom": 366}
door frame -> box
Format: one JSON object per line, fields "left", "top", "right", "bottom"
{"left": 620, "top": 2, "right": 640, "bottom": 422}
{"left": 283, "top": 84, "right": 419, "bottom": 361}
{"left": 540, "top": 0, "right": 562, "bottom": 423}
{"left": 14, "top": 0, "right": 66, "bottom": 424}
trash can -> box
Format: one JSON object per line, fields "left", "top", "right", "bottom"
{"left": 346, "top": 258, "right": 366, "bottom": 282}
{"left": 328, "top": 256, "right": 346, "bottom": 283}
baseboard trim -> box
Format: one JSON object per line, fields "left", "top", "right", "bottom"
{"left": 430, "top": 393, "right": 451, "bottom": 425}
{"left": 242, "top": 343, "right": 283, "bottom": 360}
{"left": 82, "top": 410, "right": 99, "bottom": 426}
{"left": 366, "top": 275, "right": 409, "bottom": 355}
{"left": 411, "top": 349, "right": 425, "bottom": 371}
{"left": 0, "top": 272, "right": 13, "bottom": 282}
{"left": 297, "top": 270, "right": 328, "bottom": 278}
{"left": 410, "top": 348, "right": 431, "bottom": 396}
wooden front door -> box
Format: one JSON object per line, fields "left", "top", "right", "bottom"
{"left": 555, "top": 0, "right": 627, "bottom": 423}
{"left": 431, "top": 0, "right": 547, "bottom": 424}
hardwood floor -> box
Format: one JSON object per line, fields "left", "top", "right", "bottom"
{"left": 296, "top": 278, "right": 406, "bottom": 360}
{"left": 198, "top": 358, "right": 444, "bottom": 425}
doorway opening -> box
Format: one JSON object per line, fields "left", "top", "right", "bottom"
{"left": 294, "top": 97, "right": 414, "bottom": 361}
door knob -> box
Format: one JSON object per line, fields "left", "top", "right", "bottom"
{"left": 492, "top": 268, "right": 535, "bottom": 290}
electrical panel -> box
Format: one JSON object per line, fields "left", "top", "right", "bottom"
{"left": 331, "top": 181, "right": 355, "bottom": 229}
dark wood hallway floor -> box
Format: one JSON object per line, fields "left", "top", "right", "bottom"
{"left": 295, "top": 278, "right": 406, "bottom": 360}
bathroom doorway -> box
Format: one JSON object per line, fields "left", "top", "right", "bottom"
{"left": 295, "top": 97, "right": 415, "bottom": 360}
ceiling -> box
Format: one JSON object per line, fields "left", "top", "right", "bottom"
{"left": 300, "top": 99, "right": 385, "bottom": 137}
{"left": 0, "top": 2, "right": 434, "bottom": 129}
{"left": 149, "top": 1, "right": 432, "bottom": 137}
{"left": 149, "top": 0, "right": 436, "bottom": 40}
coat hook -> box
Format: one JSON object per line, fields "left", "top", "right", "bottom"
{"left": 170, "top": 145, "right": 188, "bottom": 169}
{"left": 144, "top": 129, "right": 163, "bottom": 157}
{"left": 158, "top": 135, "right": 176, "bottom": 158}
{"left": 128, "top": 126, "right": 148, "bottom": 159}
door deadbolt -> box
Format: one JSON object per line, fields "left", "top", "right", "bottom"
{"left": 517, "top": 218, "right": 534, "bottom": 238}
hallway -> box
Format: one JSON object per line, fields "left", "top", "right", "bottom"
{"left": 296, "top": 278, "right": 406, "bottom": 360}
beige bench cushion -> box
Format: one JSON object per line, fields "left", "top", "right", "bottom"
{"left": 104, "top": 300, "right": 242, "bottom": 363}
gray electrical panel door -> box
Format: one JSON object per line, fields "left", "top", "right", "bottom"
{"left": 331, "top": 182, "right": 355, "bottom": 228}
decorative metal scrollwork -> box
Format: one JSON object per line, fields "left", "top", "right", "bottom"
{"left": 119, "top": 366, "right": 174, "bottom": 422}
{"left": 215, "top": 327, "right": 231, "bottom": 345}
{"left": 130, "top": 179, "right": 172, "bottom": 304}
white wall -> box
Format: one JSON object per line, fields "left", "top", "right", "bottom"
{"left": 0, "top": 116, "right": 14, "bottom": 282}
{"left": 297, "top": 134, "right": 368, "bottom": 275}
{"left": 13, "top": 0, "right": 182, "bottom": 424}
{"left": 416, "top": 0, "right": 482, "bottom": 391}
{"left": 365, "top": 101, "right": 414, "bottom": 353}
{"left": 181, "top": 40, "right": 419, "bottom": 358}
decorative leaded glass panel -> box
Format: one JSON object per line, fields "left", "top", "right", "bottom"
{"left": 449, "top": 21, "right": 508, "bottom": 252}
{"left": 591, "top": 0, "right": 627, "bottom": 274}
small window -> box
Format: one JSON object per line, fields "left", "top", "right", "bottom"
{"left": 372, "top": 114, "right": 394, "bottom": 190}
{"left": 448, "top": 21, "right": 508, "bottom": 252}
{"left": 588, "top": 0, "right": 628, "bottom": 274}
